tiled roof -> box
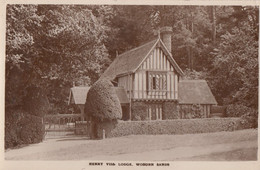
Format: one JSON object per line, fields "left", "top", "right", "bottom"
{"left": 101, "top": 39, "right": 157, "bottom": 80}
{"left": 68, "top": 86, "right": 129, "bottom": 105}
{"left": 178, "top": 80, "right": 217, "bottom": 105}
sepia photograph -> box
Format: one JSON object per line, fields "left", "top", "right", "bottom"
{"left": 2, "top": 1, "right": 259, "bottom": 168}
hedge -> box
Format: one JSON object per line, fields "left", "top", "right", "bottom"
{"left": 102, "top": 118, "right": 248, "bottom": 138}
{"left": 5, "top": 109, "right": 45, "bottom": 149}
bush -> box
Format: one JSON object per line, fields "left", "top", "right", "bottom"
{"left": 226, "top": 104, "right": 258, "bottom": 128}
{"left": 107, "top": 118, "right": 242, "bottom": 137}
{"left": 5, "top": 108, "right": 45, "bottom": 149}
{"left": 238, "top": 111, "right": 258, "bottom": 129}
{"left": 85, "top": 79, "right": 122, "bottom": 122}
{"left": 23, "top": 86, "right": 50, "bottom": 117}
{"left": 226, "top": 104, "right": 254, "bottom": 117}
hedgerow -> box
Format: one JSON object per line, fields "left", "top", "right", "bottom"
{"left": 5, "top": 109, "right": 45, "bottom": 149}
{"left": 106, "top": 118, "right": 248, "bottom": 138}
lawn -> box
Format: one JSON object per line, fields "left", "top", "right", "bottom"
{"left": 5, "top": 129, "right": 258, "bottom": 161}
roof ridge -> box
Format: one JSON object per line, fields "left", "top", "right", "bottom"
{"left": 118, "top": 39, "right": 157, "bottom": 58}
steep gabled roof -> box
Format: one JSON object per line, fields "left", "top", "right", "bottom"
{"left": 68, "top": 86, "right": 90, "bottom": 105}
{"left": 101, "top": 38, "right": 184, "bottom": 80}
{"left": 68, "top": 86, "right": 129, "bottom": 105}
{"left": 178, "top": 80, "right": 217, "bottom": 105}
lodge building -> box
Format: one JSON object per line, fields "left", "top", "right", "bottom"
{"left": 69, "top": 26, "right": 217, "bottom": 121}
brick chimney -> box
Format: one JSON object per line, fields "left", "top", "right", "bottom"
{"left": 160, "top": 26, "right": 173, "bottom": 53}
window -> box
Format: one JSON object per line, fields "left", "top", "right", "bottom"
{"left": 152, "top": 77, "right": 156, "bottom": 90}
{"left": 147, "top": 71, "right": 167, "bottom": 91}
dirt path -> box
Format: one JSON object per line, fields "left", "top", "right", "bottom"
{"left": 5, "top": 129, "right": 258, "bottom": 161}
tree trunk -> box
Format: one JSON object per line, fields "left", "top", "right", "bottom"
{"left": 190, "top": 10, "right": 194, "bottom": 71}
{"left": 212, "top": 6, "right": 216, "bottom": 44}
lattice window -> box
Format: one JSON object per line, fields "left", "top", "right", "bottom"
{"left": 147, "top": 72, "right": 167, "bottom": 91}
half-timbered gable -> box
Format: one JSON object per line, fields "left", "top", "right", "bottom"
{"left": 103, "top": 38, "right": 183, "bottom": 101}
{"left": 133, "top": 41, "right": 182, "bottom": 100}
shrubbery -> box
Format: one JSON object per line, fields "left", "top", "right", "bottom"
{"left": 226, "top": 104, "right": 254, "bottom": 117}
{"left": 226, "top": 104, "right": 258, "bottom": 128}
{"left": 5, "top": 109, "right": 45, "bottom": 149}
{"left": 5, "top": 86, "right": 49, "bottom": 149}
{"left": 106, "top": 118, "right": 242, "bottom": 137}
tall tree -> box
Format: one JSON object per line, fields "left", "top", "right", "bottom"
{"left": 6, "top": 5, "right": 112, "bottom": 113}
{"left": 210, "top": 11, "right": 258, "bottom": 108}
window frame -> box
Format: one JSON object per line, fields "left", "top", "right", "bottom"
{"left": 147, "top": 71, "right": 167, "bottom": 91}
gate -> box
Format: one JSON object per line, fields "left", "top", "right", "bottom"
{"left": 44, "top": 114, "right": 81, "bottom": 137}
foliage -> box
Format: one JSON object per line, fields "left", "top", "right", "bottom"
{"left": 239, "top": 111, "right": 258, "bottom": 129}
{"left": 5, "top": 109, "right": 45, "bottom": 149}
{"left": 226, "top": 104, "right": 258, "bottom": 128}
{"left": 85, "top": 79, "right": 122, "bottom": 122}
{"left": 226, "top": 104, "right": 257, "bottom": 117}
{"left": 183, "top": 69, "right": 208, "bottom": 80}
{"left": 107, "top": 118, "right": 241, "bottom": 137}
{"left": 211, "top": 19, "right": 258, "bottom": 107}
{"left": 23, "top": 86, "right": 50, "bottom": 117}
{"left": 6, "top": 4, "right": 113, "bottom": 117}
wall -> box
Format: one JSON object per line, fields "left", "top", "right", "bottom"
{"left": 162, "top": 101, "right": 179, "bottom": 119}
{"left": 131, "top": 101, "right": 149, "bottom": 121}
{"left": 179, "top": 104, "right": 211, "bottom": 118}
{"left": 131, "top": 101, "right": 181, "bottom": 121}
